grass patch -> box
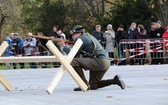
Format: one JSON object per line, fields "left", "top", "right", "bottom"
{"left": 0, "top": 62, "right": 59, "bottom": 70}
{"left": 0, "top": 63, "right": 6, "bottom": 70}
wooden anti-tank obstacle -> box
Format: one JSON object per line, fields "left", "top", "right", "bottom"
{"left": 46, "top": 39, "right": 88, "bottom": 94}
{"left": 0, "top": 41, "right": 12, "bottom": 91}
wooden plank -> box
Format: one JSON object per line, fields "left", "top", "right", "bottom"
{"left": 46, "top": 39, "right": 83, "bottom": 94}
{"left": 46, "top": 40, "right": 88, "bottom": 92}
{"left": 0, "top": 56, "right": 61, "bottom": 63}
{"left": 0, "top": 41, "right": 12, "bottom": 91}
{"left": 0, "top": 74, "right": 12, "bottom": 91}
{"left": 26, "top": 34, "right": 74, "bottom": 44}
{"left": 0, "top": 41, "right": 8, "bottom": 56}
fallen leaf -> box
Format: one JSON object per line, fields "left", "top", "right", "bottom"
{"left": 107, "top": 96, "right": 113, "bottom": 98}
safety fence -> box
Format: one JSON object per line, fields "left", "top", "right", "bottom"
{"left": 118, "top": 38, "right": 168, "bottom": 65}
{"left": 1, "top": 47, "right": 61, "bottom": 69}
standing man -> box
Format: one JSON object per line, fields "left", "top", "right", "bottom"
{"left": 12, "top": 33, "right": 25, "bottom": 69}
{"left": 3, "top": 33, "right": 14, "bottom": 69}
{"left": 50, "top": 25, "right": 61, "bottom": 67}
{"left": 23, "top": 33, "right": 37, "bottom": 68}
{"left": 91, "top": 25, "right": 105, "bottom": 46}
{"left": 59, "top": 25, "right": 125, "bottom": 91}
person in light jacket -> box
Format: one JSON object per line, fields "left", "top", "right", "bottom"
{"left": 104, "top": 24, "right": 115, "bottom": 64}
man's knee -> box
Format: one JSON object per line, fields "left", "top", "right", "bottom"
{"left": 71, "top": 59, "right": 80, "bottom": 67}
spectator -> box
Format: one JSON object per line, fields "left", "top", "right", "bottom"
{"left": 162, "top": 26, "right": 168, "bottom": 63}
{"left": 115, "top": 24, "right": 127, "bottom": 62}
{"left": 104, "top": 24, "right": 115, "bottom": 64}
{"left": 56, "top": 28, "right": 66, "bottom": 39}
{"left": 50, "top": 25, "right": 61, "bottom": 68}
{"left": 149, "top": 22, "right": 165, "bottom": 64}
{"left": 149, "top": 22, "right": 157, "bottom": 38}
{"left": 56, "top": 28, "right": 67, "bottom": 55}
{"left": 91, "top": 25, "right": 105, "bottom": 46}
{"left": 23, "top": 33, "right": 37, "bottom": 68}
{"left": 136, "top": 24, "right": 146, "bottom": 39}
{"left": 155, "top": 21, "right": 165, "bottom": 38}
{"left": 3, "top": 33, "right": 14, "bottom": 69}
{"left": 162, "top": 26, "right": 168, "bottom": 38}
{"left": 50, "top": 25, "right": 59, "bottom": 38}
{"left": 127, "top": 22, "right": 138, "bottom": 39}
{"left": 12, "top": 33, "right": 25, "bottom": 69}
{"left": 50, "top": 25, "right": 61, "bottom": 50}
{"left": 149, "top": 21, "right": 165, "bottom": 38}
{"left": 115, "top": 24, "right": 127, "bottom": 44}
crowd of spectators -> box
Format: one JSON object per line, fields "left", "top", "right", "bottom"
{"left": 2, "top": 21, "right": 168, "bottom": 69}
{"left": 3, "top": 25, "right": 66, "bottom": 69}
{"left": 91, "top": 21, "right": 168, "bottom": 65}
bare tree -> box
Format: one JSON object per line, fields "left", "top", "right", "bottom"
{"left": 79, "top": 0, "right": 104, "bottom": 17}
{"left": 150, "top": 0, "right": 168, "bottom": 26}
{"left": 0, "top": 0, "right": 21, "bottom": 39}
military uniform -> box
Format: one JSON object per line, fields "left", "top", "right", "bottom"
{"left": 63, "top": 25, "right": 125, "bottom": 91}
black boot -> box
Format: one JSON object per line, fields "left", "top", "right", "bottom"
{"left": 74, "top": 86, "right": 90, "bottom": 91}
{"left": 114, "top": 75, "right": 126, "bottom": 89}
{"left": 74, "top": 87, "right": 82, "bottom": 91}
{"left": 95, "top": 75, "right": 125, "bottom": 89}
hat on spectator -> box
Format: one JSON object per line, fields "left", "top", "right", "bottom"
{"left": 28, "top": 32, "right": 33, "bottom": 36}
{"left": 107, "top": 24, "right": 113, "bottom": 30}
{"left": 156, "top": 21, "right": 162, "bottom": 25}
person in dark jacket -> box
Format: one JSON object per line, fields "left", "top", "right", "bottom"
{"left": 127, "top": 22, "right": 138, "bottom": 39}
{"left": 149, "top": 21, "right": 165, "bottom": 64}
{"left": 59, "top": 25, "right": 126, "bottom": 91}
{"left": 149, "top": 22, "right": 165, "bottom": 38}
{"left": 12, "top": 33, "right": 25, "bottom": 69}
{"left": 91, "top": 25, "right": 105, "bottom": 46}
{"left": 115, "top": 24, "right": 127, "bottom": 44}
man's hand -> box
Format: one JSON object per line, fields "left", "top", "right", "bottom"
{"left": 58, "top": 38, "right": 65, "bottom": 47}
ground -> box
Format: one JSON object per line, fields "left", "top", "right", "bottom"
{"left": 0, "top": 65, "right": 168, "bottom": 105}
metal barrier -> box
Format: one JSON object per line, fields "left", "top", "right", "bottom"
{"left": 118, "top": 38, "right": 168, "bottom": 65}
{"left": 101, "top": 40, "right": 119, "bottom": 64}
{"left": 1, "top": 46, "right": 61, "bottom": 69}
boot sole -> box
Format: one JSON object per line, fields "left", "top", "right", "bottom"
{"left": 119, "top": 79, "right": 126, "bottom": 89}
{"left": 115, "top": 75, "right": 126, "bottom": 89}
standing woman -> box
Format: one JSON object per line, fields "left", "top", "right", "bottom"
{"left": 104, "top": 24, "right": 115, "bottom": 64}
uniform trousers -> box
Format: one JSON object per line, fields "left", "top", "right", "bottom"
{"left": 71, "top": 57, "right": 111, "bottom": 88}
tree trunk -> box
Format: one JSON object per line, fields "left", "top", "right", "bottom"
{"left": 0, "top": 13, "right": 6, "bottom": 36}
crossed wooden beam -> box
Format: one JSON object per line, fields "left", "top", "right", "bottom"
{"left": 0, "top": 39, "right": 88, "bottom": 94}
{"left": 0, "top": 41, "right": 12, "bottom": 91}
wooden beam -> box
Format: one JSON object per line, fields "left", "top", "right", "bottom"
{"left": 0, "top": 74, "right": 12, "bottom": 91}
{"left": 46, "top": 39, "right": 83, "bottom": 94}
{"left": 0, "top": 41, "right": 12, "bottom": 91}
{"left": 46, "top": 40, "right": 88, "bottom": 92}
{"left": 0, "top": 56, "right": 62, "bottom": 63}
{"left": 26, "top": 34, "right": 74, "bottom": 44}
{"left": 0, "top": 41, "right": 8, "bottom": 56}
